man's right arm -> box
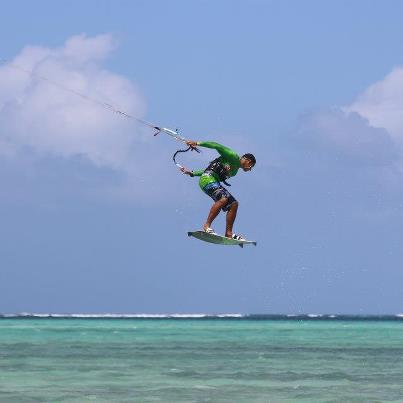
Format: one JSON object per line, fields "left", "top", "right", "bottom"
{"left": 186, "top": 140, "right": 238, "bottom": 160}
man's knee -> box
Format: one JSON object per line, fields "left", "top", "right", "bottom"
{"left": 216, "top": 197, "right": 228, "bottom": 206}
{"left": 225, "top": 200, "right": 238, "bottom": 213}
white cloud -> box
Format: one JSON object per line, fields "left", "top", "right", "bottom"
{"left": 346, "top": 67, "right": 403, "bottom": 142}
{"left": 0, "top": 34, "right": 209, "bottom": 206}
{"left": 292, "top": 65, "right": 403, "bottom": 174}
{"left": 295, "top": 108, "right": 398, "bottom": 166}
{"left": 0, "top": 34, "right": 147, "bottom": 171}
{"left": 284, "top": 66, "right": 403, "bottom": 208}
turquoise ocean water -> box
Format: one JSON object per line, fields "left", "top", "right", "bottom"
{"left": 1, "top": 316, "right": 403, "bottom": 402}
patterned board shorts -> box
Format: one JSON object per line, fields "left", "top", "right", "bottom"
{"left": 202, "top": 182, "right": 237, "bottom": 212}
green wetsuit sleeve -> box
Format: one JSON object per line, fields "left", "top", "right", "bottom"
{"left": 191, "top": 169, "right": 204, "bottom": 177}
{"left": 198, "top": 141, "right": 238, "bottom": 161}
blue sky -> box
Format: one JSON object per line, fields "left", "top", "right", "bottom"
{"left": 1, "top": 0, "right": 403, "bottom": 314}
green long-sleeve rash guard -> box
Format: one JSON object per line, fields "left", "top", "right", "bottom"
{"left": 191, "top": 141, "right": 241, "bottom": 188}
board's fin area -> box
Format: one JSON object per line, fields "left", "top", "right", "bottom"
{"left": 188, "top": 231, "right": 257, "bottom": 247}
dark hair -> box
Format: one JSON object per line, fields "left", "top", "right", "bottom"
{"left": 242, "top": 153, "right": 256, "bottom": 165}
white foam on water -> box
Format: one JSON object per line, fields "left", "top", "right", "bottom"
{"left": 1, "top": 312, "right": 246, "bottom": 319}
{"left": 217, "top": 314, "right": 243, "bottom": 318}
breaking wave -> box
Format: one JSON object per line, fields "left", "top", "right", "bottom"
{"left": 1, "top": 313, "right": 403, "bottom": 320}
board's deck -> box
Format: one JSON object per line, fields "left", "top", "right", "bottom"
{"left": 188, "top": 231, "right": 257, "bottom": 247}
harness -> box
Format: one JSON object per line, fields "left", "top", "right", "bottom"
{"left": 173, "top": 149, "right": 232, "bottom": 186}
{"left": 204, "top": 157, "right": 231, "bottom": 187}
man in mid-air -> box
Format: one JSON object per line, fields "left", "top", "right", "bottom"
{"left": 181, "top": 140, "right": 256, "bottom": 240}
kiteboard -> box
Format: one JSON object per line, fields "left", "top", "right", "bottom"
{"left": 188, "top": 231, "right": 257, "bottom": 248}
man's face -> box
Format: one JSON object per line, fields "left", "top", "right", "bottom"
{"left": 241, "top": 157, "right": 254, "bottom": 172}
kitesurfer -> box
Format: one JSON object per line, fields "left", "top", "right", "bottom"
{"left": 181, "top": 140, "right": 256, "bottom": 240}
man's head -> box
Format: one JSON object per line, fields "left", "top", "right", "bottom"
{"left": 240, "top": 153, "right": 256, "bottom": 171}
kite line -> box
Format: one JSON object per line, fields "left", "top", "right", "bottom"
{"left": 0, "top": 58, "right": 201, "bottom": 167}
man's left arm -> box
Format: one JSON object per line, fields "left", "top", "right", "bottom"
{"left": 181, "top": 167, "right": 204, "bottom": 177}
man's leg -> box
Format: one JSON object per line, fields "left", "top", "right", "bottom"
{"left": 203, "top": 198, "right": 228, "bottom": 231}
{"left": 225, "top": 201, "right": 239, "bottom": 238}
